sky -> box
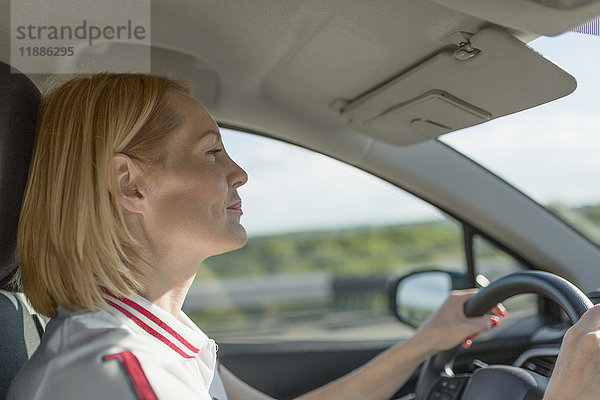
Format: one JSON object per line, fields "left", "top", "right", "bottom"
{"left": 221, "top": 130, "right": 448, "bottom": 236}
{"left": 222, "top": 32, "right": 600, "bottom": 237}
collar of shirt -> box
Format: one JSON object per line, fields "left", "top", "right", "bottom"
{"left": 99, "top": 287, "right": 216, "bottom": 366}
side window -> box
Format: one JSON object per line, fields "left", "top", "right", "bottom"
{"left": 473, "top": 235, "right": 537, "bottom": 318}
{"left": 185, "top": 129, "right": 466, "bottom": 342}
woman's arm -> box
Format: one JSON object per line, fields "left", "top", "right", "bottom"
{"left": 296, "top": 290, "right": 499, "bottom": 400}
{"left": 223, "top": 290, "right": 502, "bottom": 400}
{"left": 294, "top": 334, "right": 436, "bottom": 400}
{"left": 220, "top": 340, "right": 429, "bottom": 400}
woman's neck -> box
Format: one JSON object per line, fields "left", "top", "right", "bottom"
{"left": 125, "top": 214, "right": 207, "bottom": 319}
{"left": 140, "top": 274, "right": 196, "bottom": 320}
{"left": 133, "top": 247, "right": 203, "bottom": 320}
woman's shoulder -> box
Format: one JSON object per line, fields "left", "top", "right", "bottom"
{"left": 8, "top": 308, "right": 213, "bottom": 400}
{"left": 42, "top": 307, "right": 130, "bottom": 351}
{"left": 8, "top": 345, "right": 139, "bottom": 400}
{"left": 29, "top": 307, "right": 180, "bottom": 367}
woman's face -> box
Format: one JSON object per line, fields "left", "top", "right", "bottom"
{"left": 140, "top": 93, "right": 248, "bottom": 261}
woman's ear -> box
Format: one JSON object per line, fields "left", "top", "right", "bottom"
{"left": 108, "top": 154, "right": 146, "bottom": 214}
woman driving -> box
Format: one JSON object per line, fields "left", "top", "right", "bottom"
{"left": 8, "top": 73, "right": 600, "bottom": 400}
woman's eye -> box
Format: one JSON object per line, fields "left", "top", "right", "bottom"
{"left": 207, "top": 148, "right": 223, "bottom": 156}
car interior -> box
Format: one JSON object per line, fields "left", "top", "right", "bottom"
{"left": 3, "top": 1, "right": 600, "bottom": 399}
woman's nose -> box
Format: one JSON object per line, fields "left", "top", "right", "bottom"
{"left": 229, "top": 159, "right": 248, "bottom": 188}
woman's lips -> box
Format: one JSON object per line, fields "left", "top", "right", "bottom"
{"left": 227, "top": 202, "right": 243, "bottom": 213}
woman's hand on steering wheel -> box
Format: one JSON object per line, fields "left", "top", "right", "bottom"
{"left": 415, "top": 289, "right": 507, "bottom": 355}
{"left": 543, "top": 304, "right": 600, "bottom": 400}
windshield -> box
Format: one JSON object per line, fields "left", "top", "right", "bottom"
{"left": 441, "top": 32, "right": 600, "bottom": 246}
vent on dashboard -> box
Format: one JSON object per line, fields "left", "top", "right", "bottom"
{"left": 522, "top": 355, "right": 557, "bottom": 378}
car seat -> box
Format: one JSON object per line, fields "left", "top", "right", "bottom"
{"left": 0, "top": 61, "right": 44, "bottom": 400}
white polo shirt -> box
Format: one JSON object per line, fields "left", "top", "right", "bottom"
{"left": 8, "top": 288, "right": 228, "bottom": 400}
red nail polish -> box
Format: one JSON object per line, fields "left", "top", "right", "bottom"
{"left": 490, "top": 316, "right": 500, "bottom": 328}
{"left": 462, "top": 333, "right": 478, "bottom": 349}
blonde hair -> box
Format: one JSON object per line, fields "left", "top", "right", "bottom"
{"left": 17, "top": 73, "right": 191, "bottom": 317}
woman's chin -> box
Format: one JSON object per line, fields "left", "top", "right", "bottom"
{"left": 219, "top": 226, "right": 248, "bottom": 254}
{"left": 231, "top": 228, "right": 248, "bottom": 250}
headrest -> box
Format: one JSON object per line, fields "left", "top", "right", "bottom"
{"left": 0, "top": 62, "right": 41, "bottom": 290}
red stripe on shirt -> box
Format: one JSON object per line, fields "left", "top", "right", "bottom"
{"left": 103, "top": 351, "right": 158, "bottom": 400}
{"left": 105, "top": 298, "right": 196, "bottom": 359}
{"left": 101, "top": 287, "right": 200, "bottom": 354}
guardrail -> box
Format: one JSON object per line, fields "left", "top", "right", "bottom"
{"left": 183, "top": 272, "right": 389, "bottom": 311}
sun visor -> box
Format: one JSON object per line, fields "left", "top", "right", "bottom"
{"left": 342, "top": 28, "right": 576, "bottom": 146}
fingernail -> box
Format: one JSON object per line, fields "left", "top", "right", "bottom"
{"left": 462, "top": 334, "right": 478, "bottom": 349}
{"left": 490, "top": 315, "right": 500, "bottom": 328}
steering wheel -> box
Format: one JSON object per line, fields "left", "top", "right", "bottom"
{"left": 414, "top": 271, "right": 593, "bottom": 400}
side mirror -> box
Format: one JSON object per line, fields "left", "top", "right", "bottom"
{"left": 388, "top": 270, "right": 470, "bottom": 328}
